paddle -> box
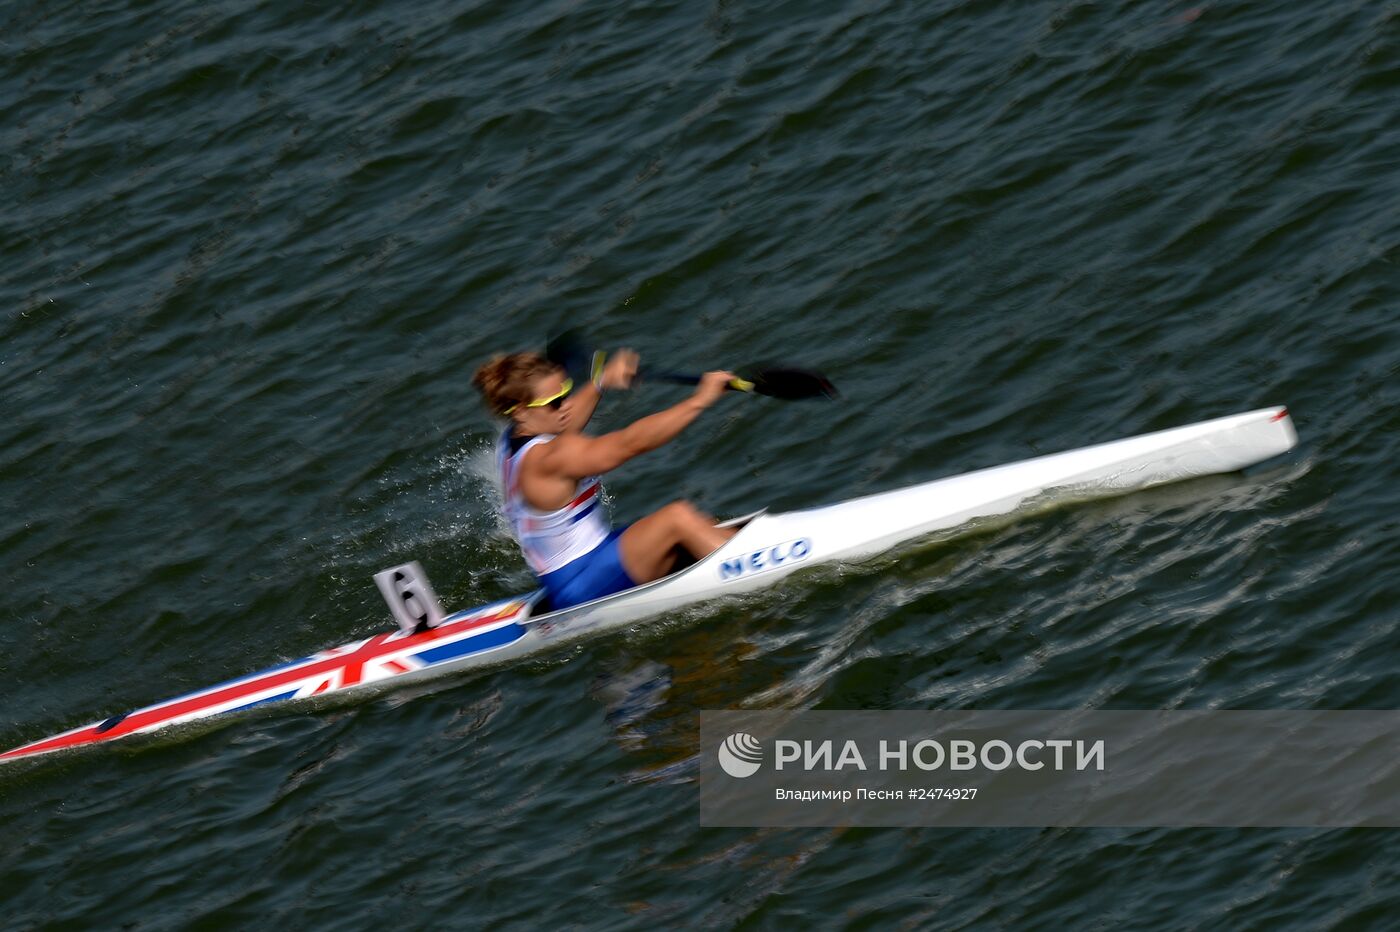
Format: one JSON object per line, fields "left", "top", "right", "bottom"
{"left": 640, "top": 368, "right": 838, "bottom": 400}
{"left": 545, "top": 330, "right": 838, "bottom": 401}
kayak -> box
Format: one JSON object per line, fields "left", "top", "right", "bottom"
{"left": 1, "top": 406, "right": 1298, "bottom": 764}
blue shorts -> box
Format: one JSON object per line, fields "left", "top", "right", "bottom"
{"left": 538, "top": 526, "right": 638, "bottom": 611}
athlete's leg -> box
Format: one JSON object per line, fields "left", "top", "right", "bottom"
{"left": 618, "top": 500, "right": 739, "bottom": 583}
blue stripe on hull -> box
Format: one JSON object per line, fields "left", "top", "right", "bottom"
{"left": 415, "top": 622, "right": 525, "bottom": 666}
{"left": 225, "top": 688, "right": 303, "bottom": 714}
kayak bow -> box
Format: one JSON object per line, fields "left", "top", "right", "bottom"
{"left": 1, "top": 407, "right": 1298, "bottom": 764}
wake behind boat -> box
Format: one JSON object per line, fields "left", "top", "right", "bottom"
{"left": 1, "top": 407, "right": 1298, "bottom": 764}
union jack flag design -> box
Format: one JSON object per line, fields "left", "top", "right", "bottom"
{"left": 0, "top": 595, "right": 536, "bottom": 764}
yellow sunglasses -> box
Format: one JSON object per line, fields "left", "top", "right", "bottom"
{"left": 504, "top": 378, "right": 573, "bottom": 415}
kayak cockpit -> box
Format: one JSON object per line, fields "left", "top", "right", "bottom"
{"left": 521, "top": 510, "right": 768, "bottom": 621}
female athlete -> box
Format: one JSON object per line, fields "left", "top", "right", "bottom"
{"left": 472, "top": 349, "right": 739, "bottom": 610}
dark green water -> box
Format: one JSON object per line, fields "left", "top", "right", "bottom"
{"left": 3, "top": 0, "right": 1398, "bottom": 927}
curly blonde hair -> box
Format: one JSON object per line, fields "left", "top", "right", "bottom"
{"left": 471, "top": 351, "right": 561, "bottom": 416}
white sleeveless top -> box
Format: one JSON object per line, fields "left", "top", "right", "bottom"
{"left": 496, "top": 429, "right": 610, "bottom": 575}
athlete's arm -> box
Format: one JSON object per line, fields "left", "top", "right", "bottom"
{"left": 536, "top": 371, "right": 733, "bottom": 479}
{"left": 560, "top": 349, "right": 639, "bottom": 434}
{"left": 562, "top": 382, "right": 603, "bottom": 434}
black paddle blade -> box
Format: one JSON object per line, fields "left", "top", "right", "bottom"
{"left": 545, "top": 329, "right": 593, "bottom": 382}
{"left": 740, "top": 367, "right": 839, "bottom": 401}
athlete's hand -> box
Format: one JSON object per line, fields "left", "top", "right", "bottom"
{"left": 602, "top": 349, "right": 638, "bottom": 390}
{"left": 692, "top": 370, "right": 736, "bottom": 407}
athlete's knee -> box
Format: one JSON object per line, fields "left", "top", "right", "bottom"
{"left": 664, "top": 499, "right": 708, "bottom": 524}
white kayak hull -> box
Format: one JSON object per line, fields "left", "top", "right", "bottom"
{"left": 525, "top": 405, "right": 1298, "bottom": 638}
{"left": 1, "top": 407, "right": 1297, "bottom": 763}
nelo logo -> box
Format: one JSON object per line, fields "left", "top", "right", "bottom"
{"left": 718, "top": 538, "right": 812, "bottom": 581}
{"left": 718, "top": 733, "right": 764, "bottom": 778}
